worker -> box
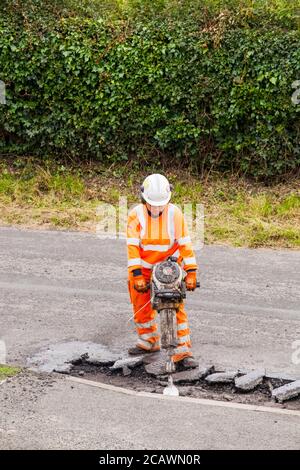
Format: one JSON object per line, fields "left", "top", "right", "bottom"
{"left": 126, "top": 173, "right": 199, "bottom": 369}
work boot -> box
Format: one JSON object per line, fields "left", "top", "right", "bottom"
{"left": 178, "top": 356, "right": 198, "bottom": 369}
{"left": 128, "top": 346, "right": 160, "bottom": 356}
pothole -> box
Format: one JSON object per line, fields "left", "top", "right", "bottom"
{"left": 27, "top": 341, "right": 300, "bottom": 410}
{"left": 69, "top": 359, "right": 300, "bottom": 411}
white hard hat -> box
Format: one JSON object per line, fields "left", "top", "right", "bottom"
{"left": 141, "top": 174, "right": 172, "bottom": 206}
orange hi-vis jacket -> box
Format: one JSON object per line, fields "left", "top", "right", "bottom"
{"left": 126, "top": 203, "right": 198, "bottom": 273}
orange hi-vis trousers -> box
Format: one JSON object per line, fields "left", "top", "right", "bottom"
{"left": 128, "top": 268, "right": 193, "bottom": 362}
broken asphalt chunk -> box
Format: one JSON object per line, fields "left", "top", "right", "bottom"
{"left": 143, "top": 351, "right": 167, "bottom": 365}
{"left": 145, "top": 359, "right": 168, "bottom": 376}
{"left": 161, "top": 365, "right": 214, "bottom": 384}
{"left": 27, "top": 341, "right": 121, "bottom": 373}
{"left": 85, "top": 350, "right": 120, "bottom": 365}
{"left": 205, "top": 370, "right": 238, "bottom": 384}
{"left": 122, "top": 366, "right": 132, "bottom": 376}
{"left": 53, "top": 363, "right": 72, "bottom": 374}
{"left": 271, "top": 380, "right": 300, "bottom": 403}
{"left": 110, "top": 356, "right": 143, "bottom": 370}
{"left": 235, "top": 368, "right": 266, "bottom": 391}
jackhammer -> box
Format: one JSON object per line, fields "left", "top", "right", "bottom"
{"left": 151, "top": 256, "right": 200, "bottom": 395}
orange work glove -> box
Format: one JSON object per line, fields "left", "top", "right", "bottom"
{"left": 185, "top": 271, "right": 197, "bottom": 291}
{"left": 133, "top": 274, "right": 149, "bottom": 293}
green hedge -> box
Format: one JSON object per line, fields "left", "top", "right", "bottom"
{"left": 1, "top": 1, "right": 300, "bottom": 178}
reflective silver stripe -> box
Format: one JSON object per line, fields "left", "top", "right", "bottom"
{"left": 128, "top": 258, "right": 141, "bottom": 267}
{"left": 127, "top": 237, "right": 140, "bottom": 246}
{"left": 177, "top": 323, "right": 188, "bottom": 331}
{"left": 141, "top": 244, "right": 170, "bottom": 252}
{"left": 167, "top": 204, "right": 175, "bottom": 247}
{"left": 141, "top": 259, "right": 153, "bottom": 269}
{"left": 177, "top": 334, "right": 190, "bottom": 344}
{"left": 135, "top": 204, "right": 146, "bottom": 238}
{"left": 183, "top": 256, "right": 196, "bottom": 265}
{"left": 137, "top": 339, "right": 152, "bottom": 350}
{"left": 140, "top": 332, "right": 159, "bottom": 341}
{"left": 135, "top": 319, "right": 156, "bottom": 329}
{"left": 173, "top": 345, "right": 191, "bottom": 354}
{"left": 178, "top": 236, "right": 191, "bottom": 245}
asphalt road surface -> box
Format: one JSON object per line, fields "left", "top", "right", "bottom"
{"left": 0, "top": 226, "right": 300, "bottom": 449}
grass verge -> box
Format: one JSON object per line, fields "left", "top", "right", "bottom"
{"left": 0, "top": 157, "right": 299, "bottom": 249}
{"left": 0, "top": 364, "right": 21, "bottom": 381}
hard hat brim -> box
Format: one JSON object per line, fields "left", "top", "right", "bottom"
{"left": 142, "top": 193, "right": 171, "bottom": 206}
